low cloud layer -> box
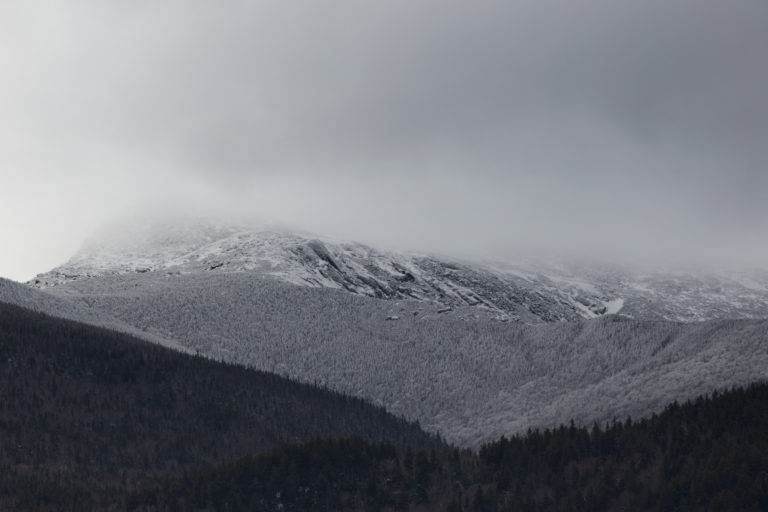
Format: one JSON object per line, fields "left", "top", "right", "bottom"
{"left": 2, "top": 1, "right": 767, "bottom": 280}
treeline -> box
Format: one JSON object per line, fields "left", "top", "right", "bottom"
{"left": 0, "top": 302, "right": 440, "bottom": 510}
{"left": 131, "top": 383, "right": 768, "bottom": 511}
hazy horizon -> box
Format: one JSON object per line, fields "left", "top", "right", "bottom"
{"left": 2, "top": 1, "right": 767, "bottom": 281}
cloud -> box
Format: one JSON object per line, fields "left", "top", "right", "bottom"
{"left": 1, "top": 0, "right": 767, "bottom": 280}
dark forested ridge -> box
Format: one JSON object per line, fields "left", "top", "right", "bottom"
{"left": 0, "top": 302, "right": 439, "bottom": 510}
{"left": 132, "top": 383, "right": 768, "bottom": 512}
{"left": 2, "top": 300, "right": 767, "bottom": 511}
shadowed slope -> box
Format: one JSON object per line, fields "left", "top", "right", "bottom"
{"left": 0, "top": 302, "right": 439, "bottom": 509}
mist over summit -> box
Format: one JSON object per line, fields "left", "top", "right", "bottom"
{"left": 32, "top": 216, "right": 768, "bottom": 324}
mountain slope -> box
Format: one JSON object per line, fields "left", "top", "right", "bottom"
{"left": 0, "top": 302, "right": 439, "bottom": 509}
{"left": 30, "top": 219, "right": 768, "bottom": 323}
{"left": 34, "top": 271, "right": 768, "bottom": 446}
{"left": 23, "top": 220, "right": 768, "bottom": 445}
{"left": 0, "top": 277, "right": 186, "bottom": 352}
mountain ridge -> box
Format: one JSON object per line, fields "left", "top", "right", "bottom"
{"left": 29, "top": 219, "right": 768, "bottom": 323}
{"left": 27, "top": 271, "right": 768, "bottom": 446}
{"left": 20, "top": 219, "right": 768, "bottom": 446}
{"left": 0, "top": 301, "right": 440, "bottom": 509}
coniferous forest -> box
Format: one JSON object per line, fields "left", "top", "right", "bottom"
{"left": 130, "top": 383, "right": 768, "bottom": 511}
{"left": 1, "top": 301, "right": 767, "bottom": 511}
{"left": 0, "top": 302, "right": 439, "bottom": 510}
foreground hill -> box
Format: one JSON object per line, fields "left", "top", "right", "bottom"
{"left": 132, "top": 382, "right": 768, "bottom": 511}
{"left": 35, "top": 272, "right": 768, "bottom": 446}
{"left": 0, "top": 302, "right": 439, "bottom": 510}
{"left": 30, "top": 218, "right": 768, "bottom": 322}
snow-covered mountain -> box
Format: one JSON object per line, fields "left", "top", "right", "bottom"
{"left": 31, "top": 218, "right": 768, "bottom": 323}
{"left": 18, "top": 218, "right": 768, "bottom": 445}
{"left": 20, "top": 271, "right": 768, "bottom": 447}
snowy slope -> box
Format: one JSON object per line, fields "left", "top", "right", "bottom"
{"left": 0, "top": 277, "right": 185, "bottom": 352}
{"left": 31, "top": 219, "right": 768, "bottom": 323}
{"left": 30, "top": 272, "right": 768, "bottom": 447}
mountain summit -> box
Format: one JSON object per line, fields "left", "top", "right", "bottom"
{"left": 31, "top": 218, "right": 768, "bottom": 323}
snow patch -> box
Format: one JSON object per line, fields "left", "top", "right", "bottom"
{"left": 603, "top": 298, "right": 624, "bottom": 315}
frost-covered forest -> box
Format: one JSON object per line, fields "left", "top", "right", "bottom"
{"left": 42, "top": 272, "right": 768, "bottom": 446}
{"left": 0, "top": 278, "right": 186, "bottom": 352}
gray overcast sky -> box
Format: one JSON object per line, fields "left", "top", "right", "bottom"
{"left": 1, "top": 0, "right": 767, "bottom": 281}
